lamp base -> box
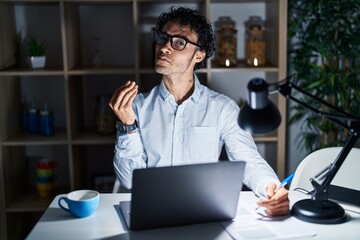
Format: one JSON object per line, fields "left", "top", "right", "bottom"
{"left": 291, "top": 199, "right": 347, "bottom": 224}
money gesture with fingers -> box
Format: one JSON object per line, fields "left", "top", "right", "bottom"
{"left": 109, "top": 81, "right": 138, "bottom": 125}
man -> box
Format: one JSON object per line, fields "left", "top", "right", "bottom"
{"left": 109, "top": 6, "right": 289, "bottom": 216}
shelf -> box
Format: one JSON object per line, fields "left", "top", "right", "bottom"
{"left": 67, "top": 66, "right": 136, "bottom": 75}
{"left": 0, "top": 67, "right": 64, "bottom": 76}
{"left": 5, "top": 187, "right": 69, "bottom": 213}
{"left": 210, "top": 60, "right": 278, "bottom": 73}
{"left": 1, "top": 129, "right": 68, "bottom": 146}
{"left": 253, "top": 132, "right": 278, "bottom": 142}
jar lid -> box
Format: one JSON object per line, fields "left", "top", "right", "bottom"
{"left": 215, "top": 16, "right": 236, "bottom": 29}
{"left": 28, "top": 108, "right": 38, "bottom": 113}
{"left": 245, "top": 16, "right": 265, "bottom": 30}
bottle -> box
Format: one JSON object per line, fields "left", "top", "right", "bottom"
{"left": 27, "top": 100, "right": 40, "bottom": 133}
{"left": 245, "top": 16, "right": 266, "bottom": 67}
{"left": 95, "top": 95, "right": 116, "bottom": 134}
{"left": 215, "top": 17, "right": 237, "bottom": 67}
{"left": 40, "top": 102, "right": 54, "bottom": 136}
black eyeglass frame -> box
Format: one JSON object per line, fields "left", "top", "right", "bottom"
{"left": 153, "top": 31, "right": 201, "bottom": 51}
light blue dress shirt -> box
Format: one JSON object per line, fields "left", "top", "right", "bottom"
{"left": 113, "top": 75, "right": 280, "bottom": 198}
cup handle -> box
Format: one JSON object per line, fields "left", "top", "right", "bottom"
{"left": 58, "top": 197, "right": 70, "bottom": 213}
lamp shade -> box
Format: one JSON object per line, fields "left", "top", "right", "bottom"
{"left": 238, "top": 78, "right": 281, "bottom": 135}
{"left": 239, "top": 101, "right": 281, "bottom": 134}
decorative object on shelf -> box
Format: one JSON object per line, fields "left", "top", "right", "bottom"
{"left": 36, "top": 158, "right": 55, "bottom": 199}
{"left": 22, "top": 97, "right": 55, "bottom": 136}
{"left": 239, "top": 73, "right": 360, "bottom": 224}
{"left": 215, "top": 16, "right": 237, "bottom": 67}
{"left": 91, "top": 36, "right": 102, "bottom": 67}
{"left": 245, "top": 16, "right": 266, "bottom": 67}
{"left": 27, "top": 99, "right": 40, "bottom": 134}
{"left": 40, "top": 102, "right": 54, "bottom": 136}
{"left": 25, "top": 36, "right": 47, "bottom": 69}
{"left": 95, "top": 95, "right": 116, "bottom": 134}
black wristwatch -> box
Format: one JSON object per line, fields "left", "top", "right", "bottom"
{"left": 116, "top": 120, "right": 138, "bottom": 134}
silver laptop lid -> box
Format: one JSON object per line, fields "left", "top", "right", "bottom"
{"left": 128, "top": 161, "right": 245, "bottom": 230}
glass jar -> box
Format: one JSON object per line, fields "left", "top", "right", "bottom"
{"left": 215, "top": 17, "right": 237, "bottom": 67}
{"left": 245, "top": 16, "right": 266, "bottom": 67}
{"left": 95, "top": 95, "right": 116, "bottom": 134}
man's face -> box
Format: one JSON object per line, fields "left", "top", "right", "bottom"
{"left": 154, "top": 21, "right": 205, "bottom": 76}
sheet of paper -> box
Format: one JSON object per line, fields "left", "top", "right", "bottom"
{"left": 222, "top": 200, "right": 316, "bottom": 240}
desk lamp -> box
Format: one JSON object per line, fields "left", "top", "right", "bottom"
{"left": 239, "top": 73, "right": 360, "bottom": 224}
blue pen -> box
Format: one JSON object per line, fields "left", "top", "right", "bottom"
{"left": 275, "top": 173, "right": 295, "bottom": 192}
{"left": 255, "top": 173, "right": 295, "bottom": 211}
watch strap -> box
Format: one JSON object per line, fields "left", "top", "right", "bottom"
{"left": 116, "top": 120, "right": 138, "bottom": 134}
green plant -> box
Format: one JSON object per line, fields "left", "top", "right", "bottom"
{"left": 25, "top": 36, "right": 47, "bottom": 56}
{"left": 288, "top": 0, "right": 360, "bottom": 153}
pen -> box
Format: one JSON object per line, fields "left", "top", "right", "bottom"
{"left": 274, "top": 173, "right": 295, "bottom": 193}
{"left": 255, "top": 173, "right": 295, "bottom": 211}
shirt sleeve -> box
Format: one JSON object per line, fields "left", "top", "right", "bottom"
{"left": 113, "top": 128, "right": 147, "bottom": 189}
{"left": 221, "top": 100, "right": 280, "bottom": 198}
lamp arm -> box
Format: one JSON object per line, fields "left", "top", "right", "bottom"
{"left": 310, "top": 130, "right": 359, "bottom": 201}
{"left": 276, "top": 78, "right": 358, "bottom": 122}
{"left": 270, "top": 75, "right": 360, "bottom": 201}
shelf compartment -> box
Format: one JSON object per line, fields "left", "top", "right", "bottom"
{"left": 71, "top": 144, "right": 115, "bottom": 190}
{"left": 63, "top": 2, "right": 135, "bottom": 70}
{"left": 67, "top": 74, "right": 131, "bottom": 139}
{"left": 210, "top": 1, "right": 281, "bottom": 69}
{"left": 2, "top": 145, "right": 69, "bottom": 210}
{"left": 0, "top": 2, "right": 64, "bottom": 70}
{"left": 0, "top": 75, "right": 67, "bottom": 142}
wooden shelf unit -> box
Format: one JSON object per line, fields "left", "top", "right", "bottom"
{"left": 0, "top": 1, "right": 287, "bottom": 239}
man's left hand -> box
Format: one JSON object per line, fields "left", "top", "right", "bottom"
{"left": 257, "top": 183, "right": 290, "bottom": 216}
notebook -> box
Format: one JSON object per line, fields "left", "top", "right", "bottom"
{"left": 119, "top": 161, "right": 245, "bottom": 230}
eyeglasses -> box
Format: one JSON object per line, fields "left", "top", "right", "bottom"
{"left": 153, "top": 31, "right": 201, "bottom": 51}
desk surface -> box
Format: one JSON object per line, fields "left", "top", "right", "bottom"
{"left": 26, "top": 191, "right": 360, "bottom": 240}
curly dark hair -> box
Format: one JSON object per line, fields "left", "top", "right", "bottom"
{"left": 155, "top": 6, "right": 215, "bottom": 70}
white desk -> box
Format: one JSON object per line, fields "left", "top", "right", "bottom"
{"left": 26, "top": 191, "right": 360, "bottom": 240}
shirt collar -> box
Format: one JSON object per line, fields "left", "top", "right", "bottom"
{"left": 159, "top": 74, "right": 202, "bottom": 104}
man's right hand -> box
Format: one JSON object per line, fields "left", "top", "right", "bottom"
{"left": 109, "top": 81, "right": 138, "bottom": 125}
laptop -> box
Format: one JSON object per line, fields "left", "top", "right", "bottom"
{"left": 119, "top": 161, "right": 245, "bottom": 230}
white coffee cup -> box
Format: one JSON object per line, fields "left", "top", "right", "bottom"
{"left": 58, "top": 190, "right": 100, "bottom": 218}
